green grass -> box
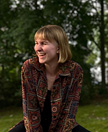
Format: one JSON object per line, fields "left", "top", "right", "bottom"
{"left": 76, "top": 102, "right": 108, "bottom": 132}
{"left": 0, "top": 107, "right": 23, "bottom": 132}
{"left": 0, "top": 101, "right": 108, "bottom": 132}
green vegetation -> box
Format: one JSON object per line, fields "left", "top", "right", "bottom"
{"left": 0, "top": 101, "right": 108, "bottom": 132}
{"left": 0, "top": 107, "right": 23, "bottom": 132}
{"left": 76, "top": 101, "right": 108, "bottom": 132}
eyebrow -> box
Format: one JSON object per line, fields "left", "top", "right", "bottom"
{"left": 35, "top": 40, "right": 49, "bottom": 42}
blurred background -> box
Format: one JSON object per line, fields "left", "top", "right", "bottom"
{"left": 0, "top": 0, "right": 108, "bottom": 132}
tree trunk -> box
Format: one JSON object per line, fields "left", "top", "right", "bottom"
{"left": 100, "top": 0, "right": 105, "bottom": 89}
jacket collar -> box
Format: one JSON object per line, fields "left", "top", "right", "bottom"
{"left": 31, "top": 57, "right": 74, "bottom": 77}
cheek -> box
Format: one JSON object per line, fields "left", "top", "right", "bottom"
{"left": 34, "top": 45, "right": 37, "bottom": 52}
{"left": 49, "top": 49, "right": 58, "bottom": 56}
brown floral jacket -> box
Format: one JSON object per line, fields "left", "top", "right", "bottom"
{"left": 10, "top": 57, "right": 83, "bottom": 132}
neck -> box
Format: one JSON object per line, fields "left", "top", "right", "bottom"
{"left": 45, "top": 63, "right": 59, "bottom": 76}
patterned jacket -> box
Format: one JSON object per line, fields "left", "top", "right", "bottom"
{"left": 21, "top": 57, "right": 83, "bottom": 132}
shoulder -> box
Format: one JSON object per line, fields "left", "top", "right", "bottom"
{"left": 68, "top": 60, "right": 83, "bottom": 80}
{"left": 22, "top": 57, "right": 39, "bottom": 71}
{"left": 68, "top": 60, "right": 83, "bottom": 73}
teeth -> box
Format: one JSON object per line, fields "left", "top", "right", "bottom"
{"left": 38, "top": 53, "right": 45, "bottom": 56}
{"left": 39, "top": 54, "right": 45, "bottom": 55}
{"left": 37, "top": 52, "right": 46, "bottom": 56}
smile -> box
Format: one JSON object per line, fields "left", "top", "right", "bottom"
{"left": 38, "top": 53, "right": 46, "bottom": 58}
{"left": 39, "top": 53, "right": 46, "bottom": 56}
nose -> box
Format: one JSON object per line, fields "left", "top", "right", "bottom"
{"left": 34, "top": 43, "right": 42, "bottom": 52}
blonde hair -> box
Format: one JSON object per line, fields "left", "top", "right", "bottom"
{"left": 34, "top": 25, "right": 72, "bottom": 63}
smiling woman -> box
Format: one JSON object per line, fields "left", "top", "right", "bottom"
{"left": 9, "top": 25, "right": 90, "bottom": 132}
{"left": 34, "top": 39, "right": 59, "bottom": 65}
{"left": 34, "top": 25, "right": 72, "bottom": 63}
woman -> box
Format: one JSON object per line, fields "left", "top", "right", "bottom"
{"left": 9, "top": 25, "right": 90, "bottom": 132}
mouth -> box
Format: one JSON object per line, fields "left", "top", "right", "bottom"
{"left": 37, "top": 53, "right": 46, "bottom": 58}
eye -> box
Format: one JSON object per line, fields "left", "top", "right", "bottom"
{"left": 35, "top": 42, "right": 38, "bottom": 45}
{"left": 41, "top": 41, "right": 48, "bottom": 45}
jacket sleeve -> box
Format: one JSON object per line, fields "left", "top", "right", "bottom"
{"left": 21, "top": 61, "right": 43, "bottom": 132}
{"left": 56, "top": 64, "right": 83, "bottom": 132}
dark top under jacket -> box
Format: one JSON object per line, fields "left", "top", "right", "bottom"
{"left": 41, "top": 90, "right": 52, "bottom": 132}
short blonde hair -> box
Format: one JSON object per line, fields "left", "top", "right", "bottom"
{"left": 34, "top": 25, "right": 72, "bottom": 63}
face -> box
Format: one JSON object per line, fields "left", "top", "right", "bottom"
{"left": 34, "top": 39, "right": 59, "bottom": 65}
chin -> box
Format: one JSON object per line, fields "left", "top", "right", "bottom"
{"left": 38, "top": 60, "right": 46, "bottom": 64}
{"left": 39, "top": 61, "right": 45, "bottom": 64}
